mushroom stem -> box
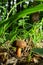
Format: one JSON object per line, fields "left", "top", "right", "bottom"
{"left": 16, "top": 47, "right": 21, "bottom": 57}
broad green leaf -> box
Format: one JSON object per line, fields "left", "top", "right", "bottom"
{"left": 1, "top": 4, "right": 43, "bottom": 26}
{"left": 35, "top": 0, "right": 43, "bottom": 1}
{"left": 32, "top": 48, "right": 43, "bottom": 56}
{"left": 16, "top": 4, "right": 43, "bottom": 20}
{"left": 7, "top": 4, "right": 43, "bottom": 25}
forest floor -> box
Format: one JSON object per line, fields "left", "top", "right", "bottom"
{"left": 0, "top": 40, "right": 43, "bottom": 65}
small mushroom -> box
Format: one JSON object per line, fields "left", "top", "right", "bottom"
{"left": 15, "top": 40, "right": 26, "bottom": 57}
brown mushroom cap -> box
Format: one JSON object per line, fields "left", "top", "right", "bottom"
{"left": 16, "top": 40, "right": 26, "bottom": 48}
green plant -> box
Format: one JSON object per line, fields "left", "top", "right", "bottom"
{"left": 0, "top": 0, "right": 43, "bottom": 60}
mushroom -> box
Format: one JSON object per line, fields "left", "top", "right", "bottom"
{"left": 15, "top": 40, "right": 26, "bottom": 57}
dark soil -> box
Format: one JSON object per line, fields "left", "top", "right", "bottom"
{"left": 0, "top": 47, "right": 43, "bottom": 65}
{"left": 0, "top": 40, "right": 43, "bottom": 65}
